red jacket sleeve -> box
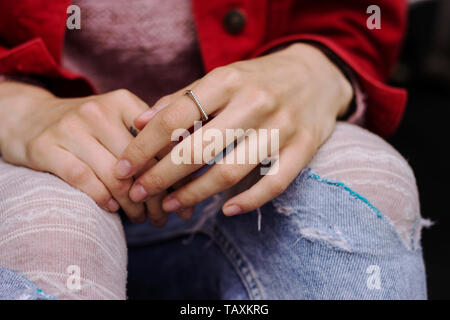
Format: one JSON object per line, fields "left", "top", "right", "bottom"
{"left": 1, "top": 0, "right": 407, "bottom": 136}
{"left": 250, "top": 0, "right": 408, "bottom": 136}
{"left": 0, "top": 0, "right": 94, "bottom": 96}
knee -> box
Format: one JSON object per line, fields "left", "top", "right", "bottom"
{"left": 307, "top": 122, "right": 425, "bottom": 247}
{"left": 0, "top": 160, "right": 123, "bottom": 237}
{"left": 0, "top": 160, "right": 127, "bottom": 275}
{"left": 310, "top": 122, "right": 417, "bottom": 187}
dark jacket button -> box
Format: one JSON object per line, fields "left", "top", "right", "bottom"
{"left": 223, "top": 9, "right": 246, "bottom": 35}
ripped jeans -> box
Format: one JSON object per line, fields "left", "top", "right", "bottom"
{"left": 0, "top": 123, "right": 428, "bottom": 299}
{"left": 125, "top": 169, "right": 426, "bottom": 300}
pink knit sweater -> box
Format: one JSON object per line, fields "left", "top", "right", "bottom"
{"left": 61, "top": 0, "right": 365, "bottom": 124}
{"left": 63, "top": 0, "right": 204, "bottom": 106}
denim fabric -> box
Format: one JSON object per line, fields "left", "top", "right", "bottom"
{"left": 0, "top": 267, "right": 56, "bottom": 300}
{"left": 125, "top": 168, "right": 427, "bottom": 300}
{"left": 1, "top": 167, "right": 426, "bottom": 299}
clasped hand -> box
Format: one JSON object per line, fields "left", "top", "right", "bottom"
{"left": 0, "top": 43, "right": 352, "bottom": 226}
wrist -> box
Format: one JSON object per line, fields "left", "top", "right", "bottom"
{"left": 0, "top": 81, "right": 54, "bottom": 152}
{"left": 284, "top": 43, "right": 354, "bottom": 118}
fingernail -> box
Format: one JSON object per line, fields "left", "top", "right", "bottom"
{"left": 163, "top": 196, "right": 181, "bottom": 212}
{"left": 107, "top": 199, "right": 120, "bottom": 212}
{"left": 223, "top": 204, "right": 242, "bottom": 216}
{"left": 137, "top": 109, "right": 156, "bottom": 123}
{"left": 129, "top": 183, "right": 149, "bottom": 202}
{"left": 115, "top": 159, "right": 132, "bottom": 178}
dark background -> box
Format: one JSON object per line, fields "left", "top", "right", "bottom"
{"left": 389, "top": 0, "right": 450, "bottom": 300}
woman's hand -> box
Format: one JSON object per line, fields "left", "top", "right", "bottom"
{"left": 0, "top": 83, "right": 155, "bottom": 222}
{"left": 116, "top": 43, "right": 354, "bottom": 216}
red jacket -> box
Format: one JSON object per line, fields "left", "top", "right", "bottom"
{"left": 0, "top": 0, "right": 407, "bottom": 137}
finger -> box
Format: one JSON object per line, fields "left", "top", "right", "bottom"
{"left": 93, "top": 115, "right": 165, "bottom": 170}
{"left": 134, "top": 80, "right": 200, "bottom": 130}
{"left": 145, "top": 174, "right": 195, "bottom": 225}
{"left": 133, "top": 99, "right": 167, "bottom": 130}
{"left": 145, "top": 193, "right": 168, "bottom": 227}
{"left": 33, "top": 145, "right": 118, "bottom": 212}
{"left": 162, "top": 135, "right": 260, "bottom": 212}
{"left": 138, "top": 141, "right": 191, "bottom": 225}
{"left": 75, "top": 97, "right": 147, "bottom": 157}
{"left": 129, "top": 104, "right": 278, "bottom": 202}
{"left": 177, "top": 207, "right": 195, "bottom": 220}
{"left": 64, "top": 133, "right": 147, "bottom": 223}
{"left": 115, "top": 74, "right": 231, "bottom": 180}
{"left": 99, "top": 89, "right": 150, "bottom": 129}
{"left": 78, "top": 98, "right": 173, "bottom": 222}
{"left": 138, "top": 157, "right": 169, "bottom": 226}
{"left": 87, "top": 113, "right": 136, "bottom": 158}
{"left": 172, "top": 175, "right": 195, "bottom": 220}
{"left": 222, "top": 134, "right": 316, "bottom": 216}
{"left": 79, "top": 100, "right": 161, "bottom": 224}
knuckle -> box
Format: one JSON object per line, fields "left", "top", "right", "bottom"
{"left": 111, "top": 88, "right": 134, "bottom": 101}
{"left": 111, "top": 88, "right": 147, "bottom": 112}
{"left": 66, "top": 164, "right": 92, "bottom": 186}
{"left": 212, "top": 66, "right": 242, "bottom": 90}
{"left": 25, "top": 135, "right": 48, "bottom": 164}
{"left": 141, "top": 174, "right": 165, "bottom": 194}
{"left": 249, "top": 88, "right": 277, "bottom": 114}
{"left": 159, "top": 109, "right": 180, "bottom": 136}
{"left": 77, "top": 101, "right": 105, "bottom": 120}
{"left": 217, "top": 165, "right": 241, "bottom": 186}
{"left": 94, "top": 193, "right": 112, "bottom": 208}
{"left": 57, "top": 113, "right": 82, "bottom": 132}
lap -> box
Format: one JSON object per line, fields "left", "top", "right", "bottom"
{"left": 206, "top": 122, "right": 427, "bottom": 299}
{"left": 0, "top": 122, "right": 427, "bottom": 299}
{"left": 210, "top": 167, "right": 426, "bottom": 299}
{"left": 124, "top": 123, "right": 427, "bottom": 299}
